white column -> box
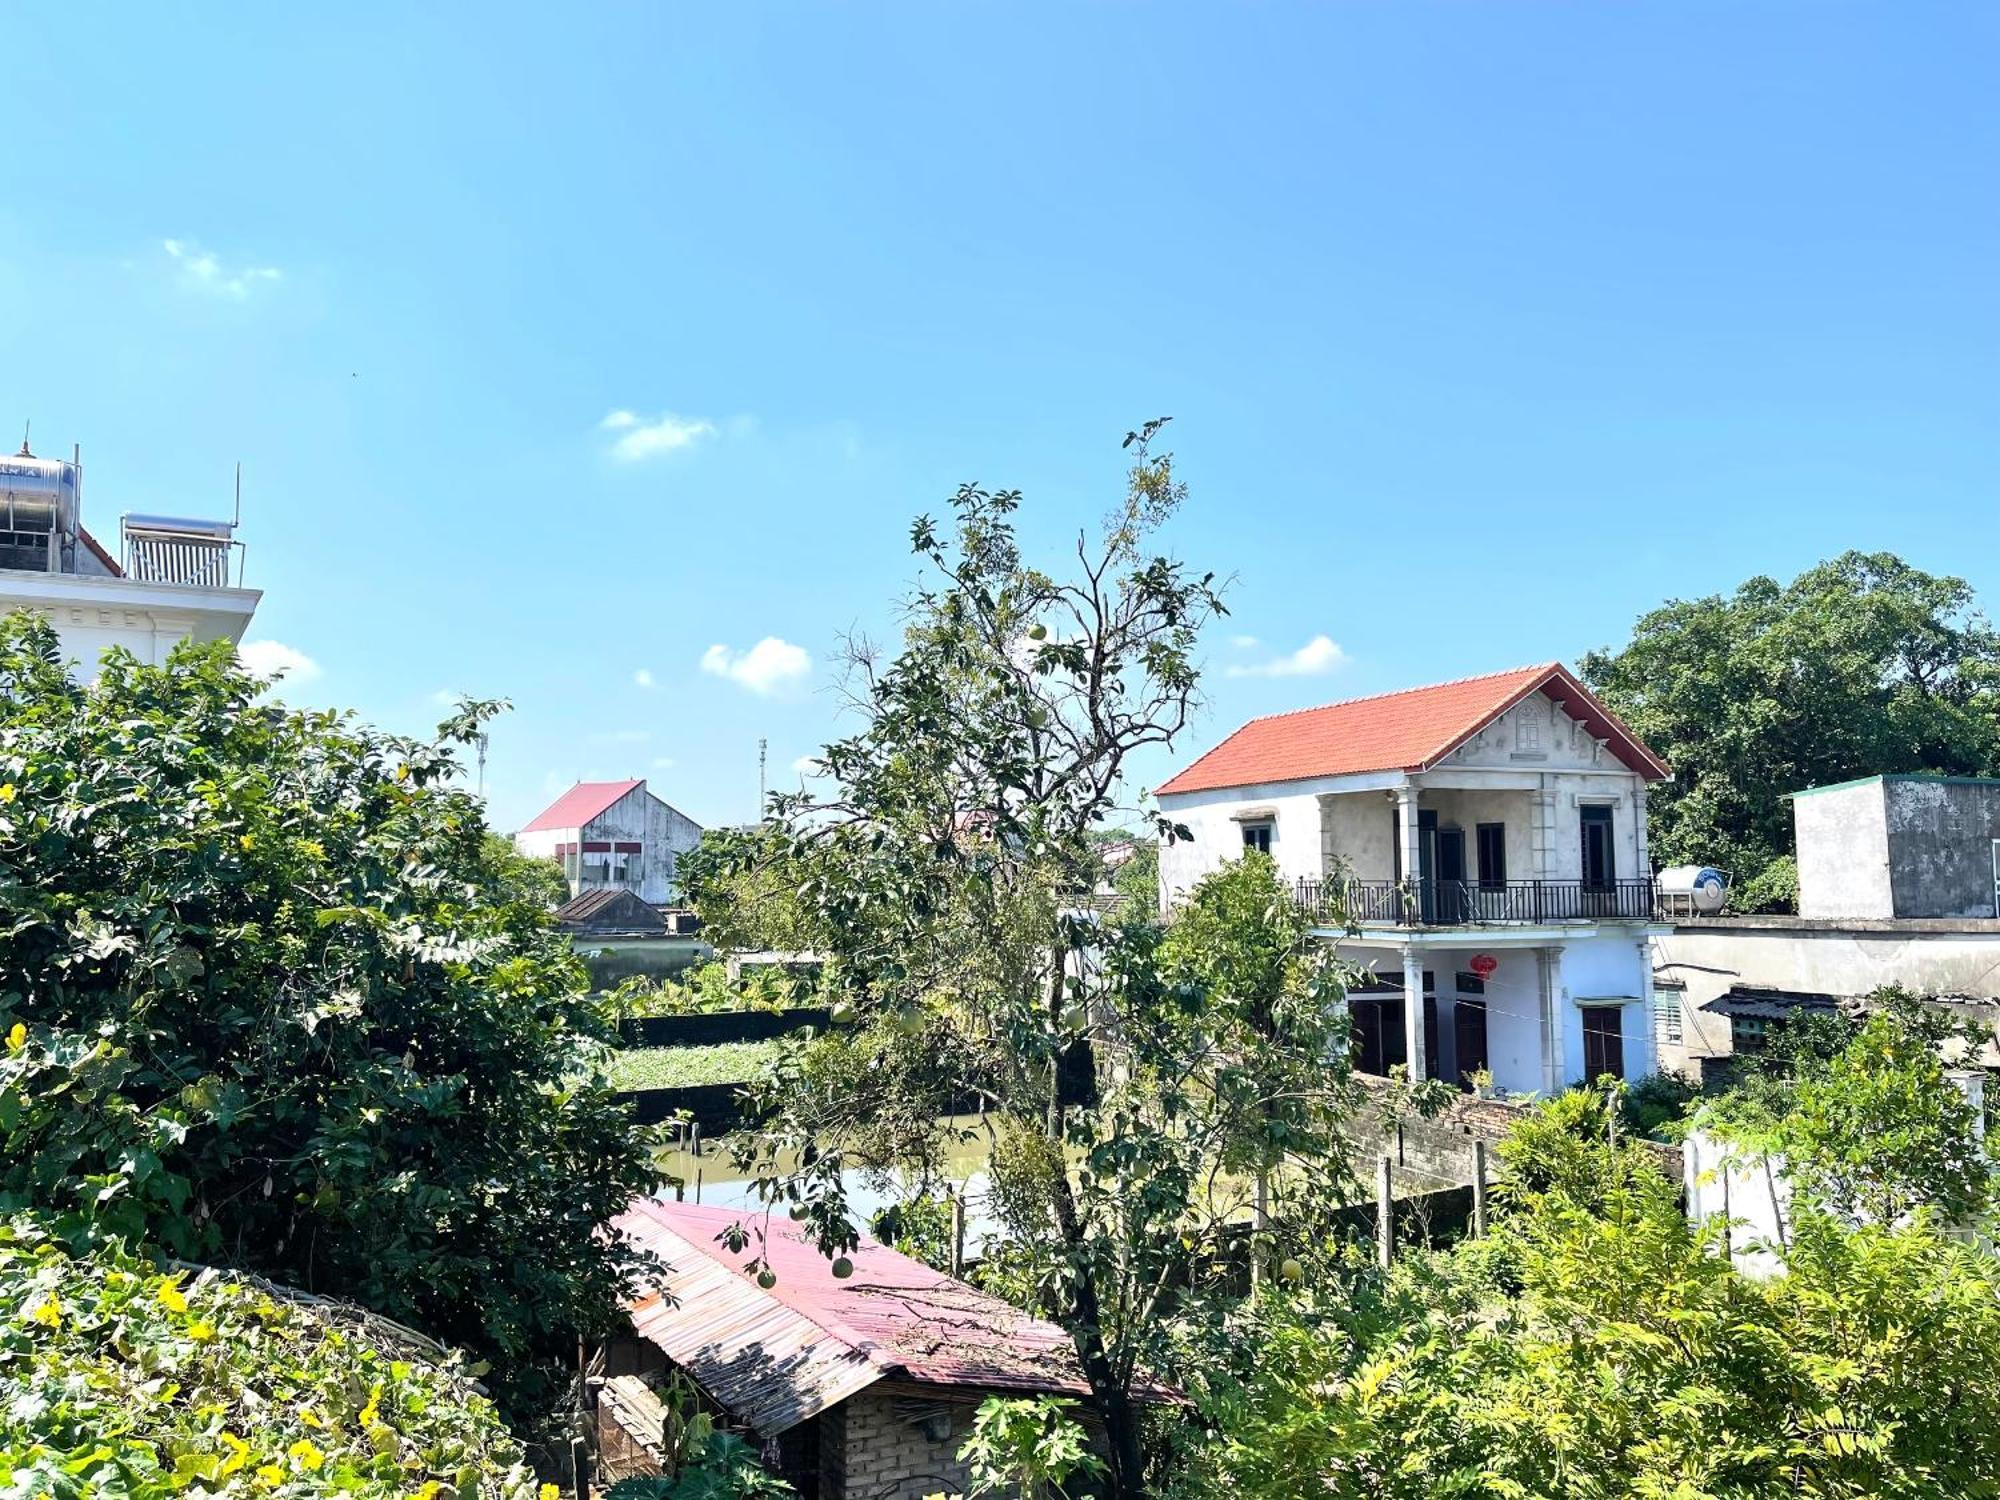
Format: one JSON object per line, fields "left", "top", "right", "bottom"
{"left": 1397, "top": 783, "right": 1422, "bottom": 919}
{"left": 1635, "top": 939, "right": 1660, "bottom": 1080}
{"left": 1633, "top": 786, "right": 1651, "bottom": 878}
{"left": 1401, "top": 941, "right": 1427, "bottom": 1083}
{"left": 1537, "top": 945, "right": 1562, "bottom": 1095}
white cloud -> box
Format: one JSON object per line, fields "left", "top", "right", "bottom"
{"left": 430, "top": 687, "right": 462, "bottom": 708}
{"left": 238, "top": 640, "right": 321, "bottom": 683}
{"left": 1229, "top": 634, "right": 1261, "bottom": 649}
{"left": 633, "top": 667, "right": 655, "bottom": 688}
{"left": 163, "top": 239, "right": 281, "bottom": 300}
{"left": 791, "top": 755, "right": 819, "bottom": 776}
{"left": 1225, "top": 634, "right": 1348, "bottom": 679}
{"left": 599, "top": 409, "right": 718, "bottom": 462}
{"left": 588, "top": 728, "right": 652, "bottom": 745}
{"left": 700, "top": 637, "right": 811, "bottom": 696}
{"left": 650, "top": 756, "right": 678, "bottom": 771}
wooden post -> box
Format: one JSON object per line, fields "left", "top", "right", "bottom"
{"left": 695, "top": 1166, "right": 703, "bottom": 1204}
{"left": 1375, "top": 1155, "right": 1394, "bottom": 1270}
{"left": 1472, "top": 1138, "right": 1489, "bottom": 1238}
{"left": 949, "top": 1192, "right": 966, "bottom": 1278}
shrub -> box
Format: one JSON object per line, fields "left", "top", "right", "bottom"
{"left": 1731, "top": 853, "right": 1798, "bottom": 914}
{"left": 0, "top": 1217, "right": 536, "bottom": 1497}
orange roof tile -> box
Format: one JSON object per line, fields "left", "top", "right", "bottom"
{"left": 1156, "top": 663, "right": 1667, "bottom": 797}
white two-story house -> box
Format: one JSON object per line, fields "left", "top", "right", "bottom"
{"left": 1156, "top": 663, "right": 1671, "bottom": 1096}
{"left": 515, "top": 778, "right": 704, "bottom": 906}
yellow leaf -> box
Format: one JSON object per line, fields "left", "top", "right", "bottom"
{"left": 256, "top": 1466, "right": 286, "bottom": 1487}
{"left": 30, "top": 1296, "right": 61, "bottom": 1328}
{"left": 188, "top": 1318, "right": 217, "bottom": 1342}
{"left": 219, "top": 1431, "right": 250, "bottom": 1475}
{"left": 360, "top": 1384, "right": 382, "bottom": 1428}
{"left": 288, "top": 1439, "right": 325, "bottom": 1472}
{"left": 540, "top": 1486, "right": 560, "bottom": 1500}
{"left": 157, "top": 1280, "right": 188, "bottom": 1314}
{"left": 0, "top": 783, "right": 15, "bottom": 803}
{"left": 297, "top": 1408, "right": 325, "bottom": 1429}
{"left": 239, "top": 834, "right": 256, "bottom": 851}
{"left": 5, "top": 1022, "right": 23, "bottom": 1051}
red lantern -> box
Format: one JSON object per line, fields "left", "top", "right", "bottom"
{"left": 1469, "top": 953, "right": 1499, "bottom": 980}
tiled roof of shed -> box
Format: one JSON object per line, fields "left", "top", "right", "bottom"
{"left": 521, "top": 779, "right": 643, "bottom": 833}
{"left": 1156, "top": 662, "right": 1668, "bottom": 796}
{"left": 614, "top": 1199, "right": 1163, "bottom": 1437}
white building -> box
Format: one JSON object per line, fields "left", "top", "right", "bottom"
{"left": 0, "top": 443, "right": 259, "bottom": 667}
{"left": 1156, "top": 663, "right": 1672, "bottom": 1096}
{"left": 515, "top": 779, "right": 704, "bottom": 906}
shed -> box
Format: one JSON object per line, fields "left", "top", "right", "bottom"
{"left": 554, "top": 886, "right": 667, "bottom": 938}
{"left": 597, "top": 1199, "right": 1166, "bottom": 1498}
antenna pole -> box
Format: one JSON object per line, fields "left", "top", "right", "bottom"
{"left": 233, "top": 462, "right": 242, "bottom": 529}
{"left": 758, "top": 738, "right": 768, "bottom": 819}
{"left": 476, "top": 732, "right": 490, "bottom": 798}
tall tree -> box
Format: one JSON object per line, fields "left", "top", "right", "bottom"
{"left": 1581, "top": 551, "right": 2000, "bottom": 907}
{"left": 0, "top": 619, "right": 656, "bottom": 1433}
{"left": 704, "top": 426, "right": 1363, "bottom": 1498}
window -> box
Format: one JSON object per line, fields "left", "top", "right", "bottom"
{"left": 1580, "top": 805, "right": 1616, "bottom": 891}
{"left": 1656, "top": 987, "right": 1683, "bottom": 1045}
{"left": 1516, "top": 711, "right": 1542, "bottom": 753}
{"left": 1476, "top": 822, "right": 1507, "bottom": 889}
{"left": 1242, "top": 822, "right": 1273, "bottom": 855}
{"left": 1581, "top": 1005, "right": 1625, "bottom": 1081}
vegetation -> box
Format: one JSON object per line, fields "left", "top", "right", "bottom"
{"left": 1700, "top": 989, "right": 1994, "bottom": 1226}
{"left": 608, "top": 1039, "right": 790, "bottom": 1091}
{"left": 0, "top": 617, "right": 656, "bottom": 1434}
{"left": 1184, "top": 1086, "right": 2000, "bottom": 1498}
{"left": 0, "top": 1216, "right": 537, "bottom": 1497}
{"left": 699, "top": 427, "right": 1379, "bottom": 1497}
{"left": 614, "top": 961, "right": 824, "bottom": 1017}
{"left": 1581, "top": 551, "right": 2000, "bottom": 907}
{"left": 480, "top": 831, "right": 572, "bottom": 911}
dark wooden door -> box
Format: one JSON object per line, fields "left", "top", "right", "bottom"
{"left": 1581, "top": 1004, "right": 1624, "bottom": 1081}
{"left": 1436, "top": 826, "right": 1466, "bottom": 922}
{"left": 1453, "top": 1000, "right": 1489, "bottom": 1086}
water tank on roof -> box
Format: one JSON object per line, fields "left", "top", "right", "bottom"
{"left": 0, "top": 447, "right": 81, "bottom": 572}
{"left": 1658, "top": 865, "right": 1730, "bottom": 915}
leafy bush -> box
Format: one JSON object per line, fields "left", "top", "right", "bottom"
{"left": 0, "top": 1218, "right": 536, "bottom": 1497}
{"left": 1731, "top": 853, "right": 1798, "bottom": 913}
{"left": 0, "top": 619, "right": 656, "bottom": 1432}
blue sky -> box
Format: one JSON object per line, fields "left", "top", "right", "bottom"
{"left": 5, "top": 4, "right": 1997, "bottom": 833}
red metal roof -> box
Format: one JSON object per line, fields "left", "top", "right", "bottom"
{"left": 614, "top": 1199, "right": 1161, "bottom": 1435}
{"left": 1156, "top": 663, "right": 1668, "bottom": 797}
{"left": 520, "top": 778, "right": 643, "bottom": 833}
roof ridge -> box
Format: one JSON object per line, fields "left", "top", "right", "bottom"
{"left": 1236, "top": 662, "right": 1557, "bottom": 729}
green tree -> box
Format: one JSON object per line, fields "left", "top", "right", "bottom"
{"left": 1580, "top": 551, "right": 2000, "bottom": 906}
{"left": 1191, "top": 1091, "right": 2000, "bottom": 1498}
{"left": 704, "top": 427, "right": 1363, "bottom": 1497}
{"left": 1704, "top": 992, "right": 1993, "bottom": 1227}
{"left": 481, "top": 829, "right": 572, "bottom": 910}
{"left": 0, "top": 617, "right": 656, "bottom": 1432}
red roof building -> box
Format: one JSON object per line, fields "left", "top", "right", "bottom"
{"left": 596, "top": 1199, "right": 1170, "bottom": 1495}
{"left": 513, "top": 778, "right": 702, "bottom": 907}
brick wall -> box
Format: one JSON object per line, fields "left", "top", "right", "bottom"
{"left": 835, "top": 1387, "right": 980, "bottom": 1500}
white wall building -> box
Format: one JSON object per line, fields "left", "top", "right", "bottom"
{"left": 0, "top": 443, "right": 259, "bottom": 667}
{"left": 1156, "top": 663, "right": 1673, "bottom": 1096}
{"left": 515, "top": 778, "right": 704, "bottom": 906}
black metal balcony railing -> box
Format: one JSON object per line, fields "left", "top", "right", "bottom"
{"left": 1294, "top": 875, "right": 1660, "bottom": 927}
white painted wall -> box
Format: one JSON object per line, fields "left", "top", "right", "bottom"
{"left": 1794, "top": 780, "right": 1892, "bottom": 919}
{"left": 1557, "top": 934, "right": 1656, "bottom": 1085}
{"left": 516, "top": 783, "right": 704, "bottom": 905}
{"left": 0, "top": 569, "right": 260, "bottom": 669}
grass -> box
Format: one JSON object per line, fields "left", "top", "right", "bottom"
{"left": 609, "top": 1038, "right": 789, "bottom": 1091}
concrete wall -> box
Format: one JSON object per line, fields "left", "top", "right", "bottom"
{"left": 1, "top": 571, "right": 260, "bottom": 669}
{"left": 517, "top": 783, "right": 704, "bottom": 905}
{"left": 1885, "top": 778, "right": 2000, "bottom": 919}
{"left": 1794, "top": 779, "right": 1893, "bottom": 919}
{"left": 1558, "top": 934, "right": 1657, "bottom": 1086}
{"left": 1651, "top": 916, "right": 2000, "bottom": 1071}
{"left": 834, "top": 1386, "right": 984, "bottom": 1500}
{"left": 1157, "top": 776, "right": 1351, "bottom": 907}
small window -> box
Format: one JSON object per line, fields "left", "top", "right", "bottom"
{"left": 1476, "top": 823, "right": 1507, "bottom": 889}
{"left": 1656, "top": 987, "right": 1683, "bottom": 1045}
{"left": 1516, "top": 712, "right": 1542, "bottom": 752}
{"left": 1242, "top": 822, "right": 1273, "bottom": 856}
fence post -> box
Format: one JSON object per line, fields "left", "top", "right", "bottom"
{"left": 949, "top": 1192, "right": 966, "bottom": 1278}
{"left": 1472, "top": 1138, "right": 1489, "bottom": 1237}
{"left": 1375, "top": 1155, "right": 1394, "bottom": 1270}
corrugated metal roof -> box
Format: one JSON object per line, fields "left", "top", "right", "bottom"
{"left": 613, "top": 1199, "right": 1122, "bottom": 1436}
{"left": 555, "top": 887, "right": 665, "bottom": 933}
{"left": 522, "top": 779, "right": 644, "bottom": 833}
{"left": 1156, "top": 662, "right": 1669, "bottom": 797}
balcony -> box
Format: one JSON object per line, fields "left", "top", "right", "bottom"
{"left": 1295, "top": 875, "right": 1659, "bottom": 928}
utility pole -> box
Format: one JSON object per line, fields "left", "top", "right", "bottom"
{"left": 476, "top": 731, "right": 489, "bottom": 798}
{"left": 757, "top": 737, "right": 768, "bottom": 820}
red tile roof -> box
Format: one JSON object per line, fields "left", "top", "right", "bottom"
{"left": 614, "top": 1199, "right": 1173, "bottom": 1435}
{"left": 1156, "top": 663, "right": 1668, "bottom": 797}
{"left": 521, "top": 778, "right": 643, "bottom": 833}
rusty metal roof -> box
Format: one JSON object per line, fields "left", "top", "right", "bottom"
{"left": 614, "top": 1198, "right": 1110, "bottom": 1436}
